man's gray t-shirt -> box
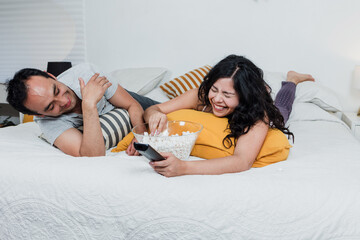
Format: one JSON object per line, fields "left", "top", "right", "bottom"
{"left": 34, "top": 63, "right": 117, "bottom": 145}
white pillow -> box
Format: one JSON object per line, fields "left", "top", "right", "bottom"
{"left": 263, "top": 71, "right": 342, "bottom": 112}
{"left": 144, "top": 87, "right": 169, "bottom": 103}
{"left": 288, "top": 102, "right": 343, "bottom": 124}
{"left": 294, "top": 81, "right": 343, "bottom": 112}
{"left": 107, "top": 67, "right": 167, "bottom": 95}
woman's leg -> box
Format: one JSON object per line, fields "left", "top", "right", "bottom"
{"left": 275, "top": 71, "right": 314, "bottom": 123}
{"left": 126, "top": 90, "right": 160, "bottom": 110}
{"left": 275, "top": 81, "right": 296, "bottom": 124}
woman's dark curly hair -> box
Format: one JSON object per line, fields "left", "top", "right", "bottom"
{"left": 198, "top": 55, "right": 293, "bottom": 148}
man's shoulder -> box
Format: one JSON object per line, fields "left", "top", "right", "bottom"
{"left": 66, "top": 63, "right": 99, "bottom": 74}
{"left": 57, "top": 63, "right": 101, "bottom": 85}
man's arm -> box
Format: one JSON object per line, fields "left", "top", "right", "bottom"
{"left": 108, "top": 84, "right": 144, "bottom": 129}
{"left": 53, "top": 128, "right": 83, "bottom": 157}
{"left": 53, "top": 73, "right": 111, "bottom": 157}
{"left": 108, "top": 84, "right": 145, "bottom": 155}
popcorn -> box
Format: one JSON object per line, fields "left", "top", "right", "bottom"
{"left": 133, "top": 121, "right": 203, "bottom": 160}
{"left": 140, "top": 130, "right": 198, "bottom": 160}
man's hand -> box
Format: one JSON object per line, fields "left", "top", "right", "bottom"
{"left": 77, "top": 73, "right": 111, "bottom": 157}
{"left": 126, "top": 137, "right": 140, "bottom": 156}
{"left": 79, "top": 73, "right": 112, "bottom": 108}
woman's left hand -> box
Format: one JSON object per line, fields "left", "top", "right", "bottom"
{"left": 149, "top": 152, "right": 187, "bottom": 177}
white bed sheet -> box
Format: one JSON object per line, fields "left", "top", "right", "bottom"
{"left": 1, "top": 105, "right": 360, "bottom": 239}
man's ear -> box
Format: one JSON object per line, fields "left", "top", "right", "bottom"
{"left": 45, "top": 72, "right": 57, "bottom": 81}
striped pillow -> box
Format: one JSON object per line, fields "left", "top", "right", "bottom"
{"left": 159, "top": 65, "right": 211, "bottom": 99}
{"left": 99, "top": 108, "right": 132, "bottom": 149}
{"left": 37, "top": 108, "right": 131, "bottom": 149}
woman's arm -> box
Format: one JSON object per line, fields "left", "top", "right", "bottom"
{"left": 150, "top": 120, "right": 269, "bottom": 177}
{"left": 144, "top": 88, "right": 200, "bottom": 132}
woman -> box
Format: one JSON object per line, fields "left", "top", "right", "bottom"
{"left": 144, "top": 55, "right": 314, "bottom": 177}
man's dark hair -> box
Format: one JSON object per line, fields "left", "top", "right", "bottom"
{"left": 6, "top": 68, "right": 54, "bottom": 115}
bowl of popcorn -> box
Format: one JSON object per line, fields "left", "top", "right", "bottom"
{"left": 132, "top": 120, "right": 203, "bottom": 160}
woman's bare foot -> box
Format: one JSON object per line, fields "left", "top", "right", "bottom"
{"left": 286, "top": 71, "right": 315, "bottom": 85}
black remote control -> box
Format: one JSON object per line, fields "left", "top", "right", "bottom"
{"left": 133, "top": 142, "right": 165, "bottom": 161}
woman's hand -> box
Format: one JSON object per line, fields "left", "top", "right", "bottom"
{"left": 149, "top": 152, "right": 187, "bottom": 177}
{"left": 148, "top": 111, "right": 168, "bottom": 135}
{"left": 144, "top": 89, "right": 200, "bottom": 134}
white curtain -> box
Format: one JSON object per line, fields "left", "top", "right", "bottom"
{"left": 0, "top": 0, "right": 86, "bottom": 83}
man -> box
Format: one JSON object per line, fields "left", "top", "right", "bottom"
{"left": 6, "top": 63, "right": 158, "bottom": 157}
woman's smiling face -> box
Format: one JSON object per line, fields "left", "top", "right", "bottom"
{"left": 208, "top": 77, "right": 239, "bottom": 117}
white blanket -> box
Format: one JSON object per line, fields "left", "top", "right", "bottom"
{"left": 1, "top": 103, "right": 360, "bottom": 239}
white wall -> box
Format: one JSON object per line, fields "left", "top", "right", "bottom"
{"left": 85, "top": 0, "right": 360, "bottom": 111}
{"left": 0, "top": 0, "right": 85, "bottom": 84}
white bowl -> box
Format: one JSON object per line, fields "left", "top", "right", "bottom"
{"left": 132, "top": 120, "right": 203, "bottom": 160}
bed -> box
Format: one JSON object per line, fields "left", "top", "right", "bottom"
{"left": 1, "top": 69, "right": 360, "bottom": 239}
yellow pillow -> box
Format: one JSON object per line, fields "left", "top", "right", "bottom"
{"left": 113, "top": 131, "right": 135, "bottom": 151}
{"left": 159, "top": 65, "right": 211, "bottom": 99}
{"left": 112, "top": 109, "right": 292, "bottom": 168}
{"left": 23, "top": 114, "right": 34, "bottom": 123}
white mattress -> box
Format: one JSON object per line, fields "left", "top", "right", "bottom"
{"left": 1, "top": 103, "right": 360, "bottom": 239}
